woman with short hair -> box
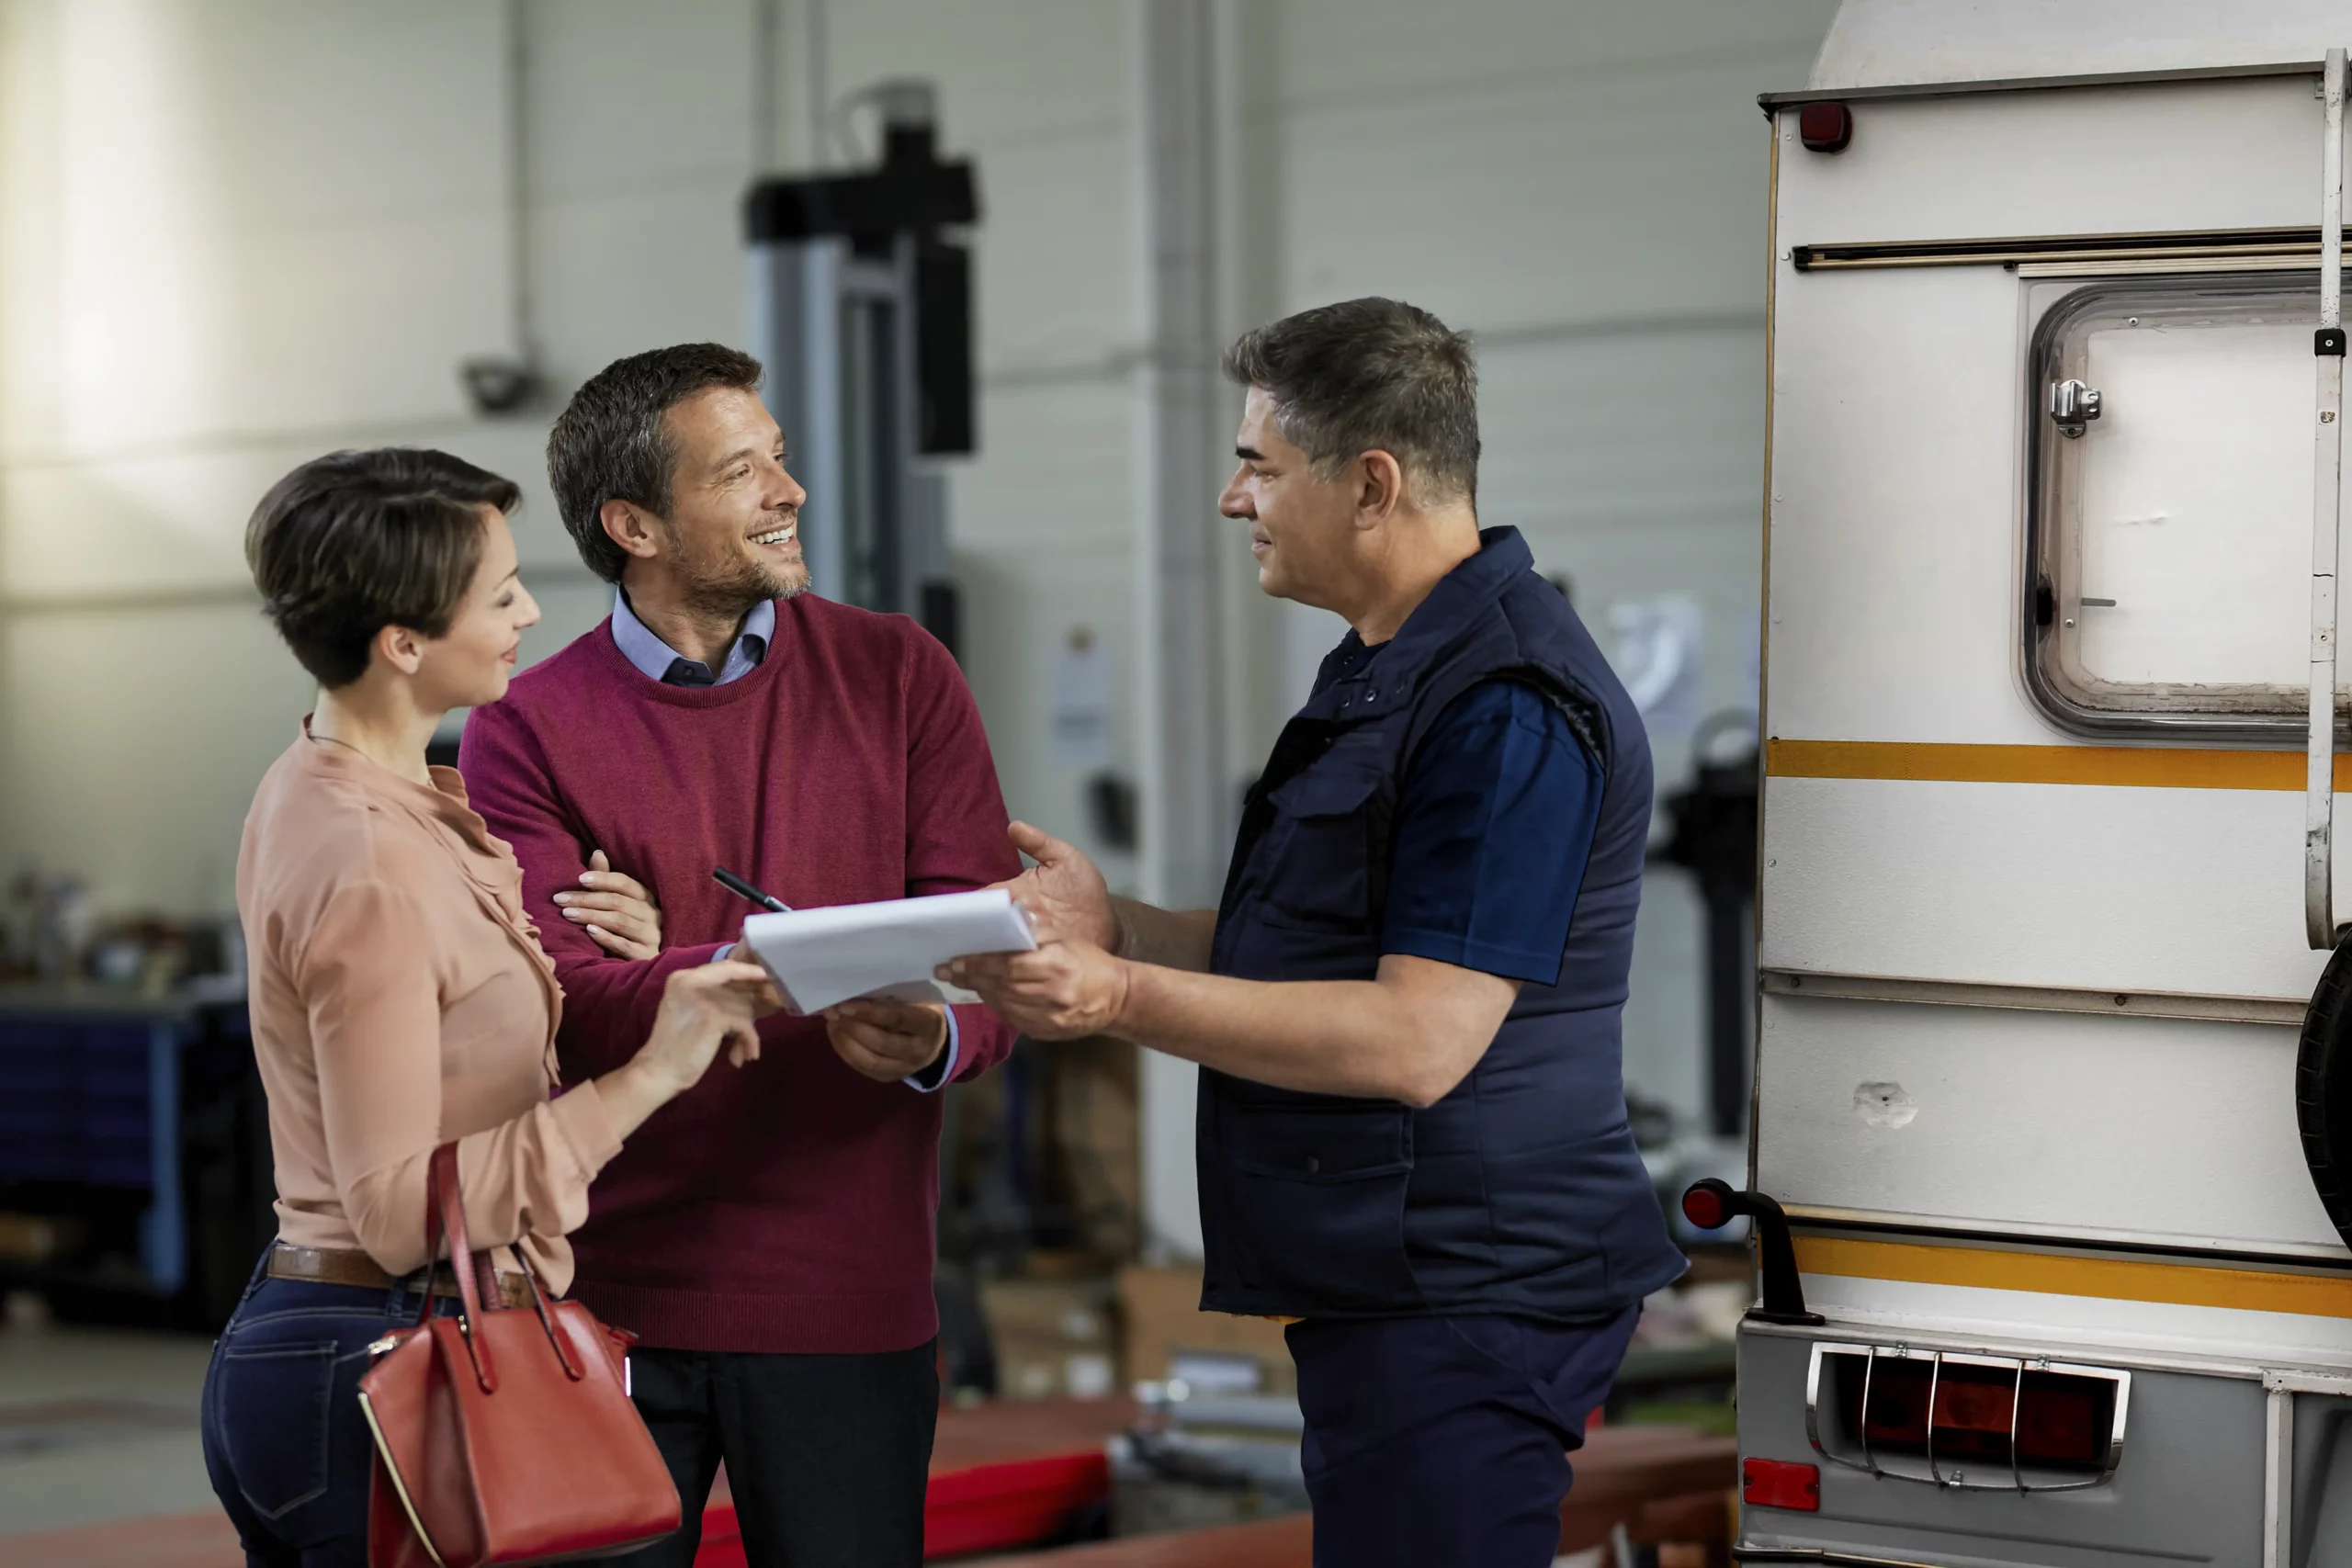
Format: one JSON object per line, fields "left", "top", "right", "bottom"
{"left": 198, "top": 447, "right": 772, "bottom": 1568}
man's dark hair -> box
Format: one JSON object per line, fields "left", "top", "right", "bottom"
{"left": 547, "top": 343, "right": 765, "bottom": 582}
{"left": 1222, "top": 298, "right": 1479, "bottom": 504}
{"left": 244, "top": 448, "right": 518, "bottom": 690}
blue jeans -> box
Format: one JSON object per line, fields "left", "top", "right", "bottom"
{"left": 1285, "top": 1305, "right": 1642, "bottom": 1568}
{"left": 199, "top": 1249, "right": 466, "bottom": 1568}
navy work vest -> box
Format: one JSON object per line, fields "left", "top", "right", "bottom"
{"left": 1196, "top": 527, "right": 1686, "bottom": 1322}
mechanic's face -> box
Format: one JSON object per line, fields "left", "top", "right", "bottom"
{"left": 1219, "top": 386, "right": 1359, "bottom": 611}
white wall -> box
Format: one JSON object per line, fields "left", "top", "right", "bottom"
{"left": 0, "top": 0, "right": 1834, "bottom": 1185}
{"left": 0, "top": 0, "right": 527, "bottom": 917}
{"left": 1245, "top": 1, "right": 1838, "bottom": 1127}
{"left": 0, "top": 0, "right": 1148, "bottom": 912}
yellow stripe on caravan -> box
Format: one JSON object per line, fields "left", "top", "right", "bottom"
{"left": 1766, "top": 739, "right": 2352, "bottom": 793}
{"left": 1795, "top": 1235, "right": 2352, "bottom": 1320}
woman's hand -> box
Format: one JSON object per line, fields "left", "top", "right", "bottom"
{"left": 552, "top": 850, "right": 663, "bottom": 960}
{"left": 637, "top": 962, "right": 772, "bottom": 1088}
{"left": 594, "top": 960, "right": 773, "bottom": 1137}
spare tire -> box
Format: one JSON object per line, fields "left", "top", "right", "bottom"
{"left": 2297, "top": 934, "right": 2352, "bottom": 1248}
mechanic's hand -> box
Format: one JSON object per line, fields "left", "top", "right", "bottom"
{"left": 825, "top": 999, "right": 950, "bottom": 1082}
{"left": 995, "top": 822, "right": 1116, "bottom": 950}
{"left": 554, "top": 850, "right": 663, "bottom": 960}
{"left": 938, "top": 941, "right": 1127, "bottom": 1042}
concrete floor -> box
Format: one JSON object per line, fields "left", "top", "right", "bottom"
{"left": 0, "top": 1325, "right": 217, "bottom": 1538}
{"left": 0, "top": 1325, "right": 1641, "bottom": 1567}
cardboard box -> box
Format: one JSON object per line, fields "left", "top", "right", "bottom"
{"left": 1116, "top": 1264, "right": 1295, "bottom": 1397}
{"left": 1042, "top": 1037, "right": 1140, "bottom": 1260}
{"left": 0, "top": 1212, "right": 80, "bottom": 1262}
{"left": 981, "top": 1277, "right": 1120, "bottom": 1401}
{"left": 940, "top": 1038, "right": 1140, "bottom": 1268}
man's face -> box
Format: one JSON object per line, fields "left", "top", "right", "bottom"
{"left": 1218, "top": 386, "right": 1358, "bottom": 609}
{"left": 645, "top": 386, "right": 808, "bottom": 615}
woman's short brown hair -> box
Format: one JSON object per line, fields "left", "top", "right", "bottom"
{"left": 245, "top": 448, "right": 521, "bottom": 689}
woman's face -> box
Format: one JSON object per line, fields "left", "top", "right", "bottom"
{"left": 414, "top": 507, "right": 540, "bottom": 710}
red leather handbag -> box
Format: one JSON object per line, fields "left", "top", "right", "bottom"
{"left": 357, "top": 1144, "right": 680, "bottom": 1567}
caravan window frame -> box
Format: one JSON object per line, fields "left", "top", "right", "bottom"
{"left": 2023, "top": 271, "right": 2324, "bottom": 743}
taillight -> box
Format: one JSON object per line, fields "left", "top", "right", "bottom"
{"left": 1743, "top": 1457, "right": 1820, "bottom": 1512}
{"left": 1831, "top": 1354, "right": 2118, "bottom": 1472}
{"left": 2015, "top": 1372, "right": 2106, "bottom": 1464}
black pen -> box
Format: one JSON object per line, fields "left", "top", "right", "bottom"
{"left": 713, "top": 866, "right": 792, "bottom": 914}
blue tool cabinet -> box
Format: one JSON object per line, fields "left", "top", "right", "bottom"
{"left": 0, "top": 989, "right": 259, "bottom": 1320}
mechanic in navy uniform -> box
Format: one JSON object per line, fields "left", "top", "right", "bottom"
{"left": 945, "top": 297, "right": 1685, "bottom": 1568}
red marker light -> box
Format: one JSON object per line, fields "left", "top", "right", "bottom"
{"left": 1798, "top": 100, "right": 1852, "bottom": 153}
{"left": 1680, "top": 1179, "right": 1731, "bottom": 1231}
{"left": 1743, "top": 1457, "right": 1821, "bottom": 1512}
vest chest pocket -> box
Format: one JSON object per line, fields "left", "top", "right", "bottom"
{"left": 1252, "top": 762, "right": 1386, "bottom": 932}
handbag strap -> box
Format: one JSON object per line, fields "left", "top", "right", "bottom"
{"left": 422, "top": 1142, "right": 499, "bottom": 1393}
{"left": 509, "top": 1244, "right": 587, "bottom": 1382}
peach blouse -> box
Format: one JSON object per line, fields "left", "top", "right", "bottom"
{"left": 236, "top": 728, "right": 621, "bottom": 1292}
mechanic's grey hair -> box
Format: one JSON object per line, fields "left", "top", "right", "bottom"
{"left": 1221, "top": 298, "right": 1478, "bottom": 506}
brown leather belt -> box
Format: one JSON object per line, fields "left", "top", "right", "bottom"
{"left": 269, "top": 1242, "right": 535, "bottom": 1310}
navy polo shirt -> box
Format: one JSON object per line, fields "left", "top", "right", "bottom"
{"left": 1325, "top": 637, "right": 1602, "bottom": 986}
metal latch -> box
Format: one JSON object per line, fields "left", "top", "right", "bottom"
{"left": 2050, "top": 379, "right": 2102, "bottom": 437}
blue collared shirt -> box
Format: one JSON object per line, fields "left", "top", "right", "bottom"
{"left": 610, "top": 590, "right": 775, "bottom": 686}
{"left": 609, "top": 589, "right": 959, "bottom": 1092}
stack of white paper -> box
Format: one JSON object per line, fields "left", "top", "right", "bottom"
{"left": 739, "top": 887, "right": 1036, "bottom": 1013}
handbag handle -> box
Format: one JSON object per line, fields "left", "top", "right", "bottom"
{"left": 422, "top": 1142, "right": 499, "bottom": 1393}
{"left": 509, "top": 1244, "right": 587, "bottom": 1382}
{"left": 418, "top": 1143, "right": 586, "bottom": 1386}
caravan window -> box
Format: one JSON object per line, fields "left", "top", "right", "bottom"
{"left": 2026, "top": 276, "right": 2329, "bottom": 739}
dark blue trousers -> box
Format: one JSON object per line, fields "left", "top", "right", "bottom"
{"left": 199, "top": 1249, "right": 468, "bottom": 1568}
{"left": 1284, "top": 1305, "right": 1640, "bottom": 1568}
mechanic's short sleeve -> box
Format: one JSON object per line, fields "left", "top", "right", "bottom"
{"left": 1378, "top": 680, "right": 1603, "bottom": 987}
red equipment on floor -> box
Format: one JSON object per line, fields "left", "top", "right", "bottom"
{"left": 976, "top": 1424, "right": 1738, "bottom": 1567}
{"left": 693, "top": 1395, "right": 1137, "bottom": 1565}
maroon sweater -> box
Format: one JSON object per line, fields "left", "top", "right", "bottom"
{"left": 458, "top": 596, "right": 1019, "bottom": 1353}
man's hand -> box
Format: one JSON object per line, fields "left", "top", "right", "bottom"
{"left": 732, "top": 922, "right": 796, "bottom": 1014}
{"left": 939, "top": 940, "right": 1129, "bottom": 1042}
{"left": 554, "top": 850, "right": 664, "bottom": 960}
{"left": 996, "top": 822, "right": 1116, "bottom": 950}
{"left": 825, "top": 998, "right": 950, "bottom": 1082}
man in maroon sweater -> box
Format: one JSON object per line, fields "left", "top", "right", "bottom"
{"left": 458, "top": 344, "right": 1019, "bottom": 1568}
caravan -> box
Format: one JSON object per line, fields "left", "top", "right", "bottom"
{"left": 1736, "top": 4, "right": 2352, "bottom": 1562}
